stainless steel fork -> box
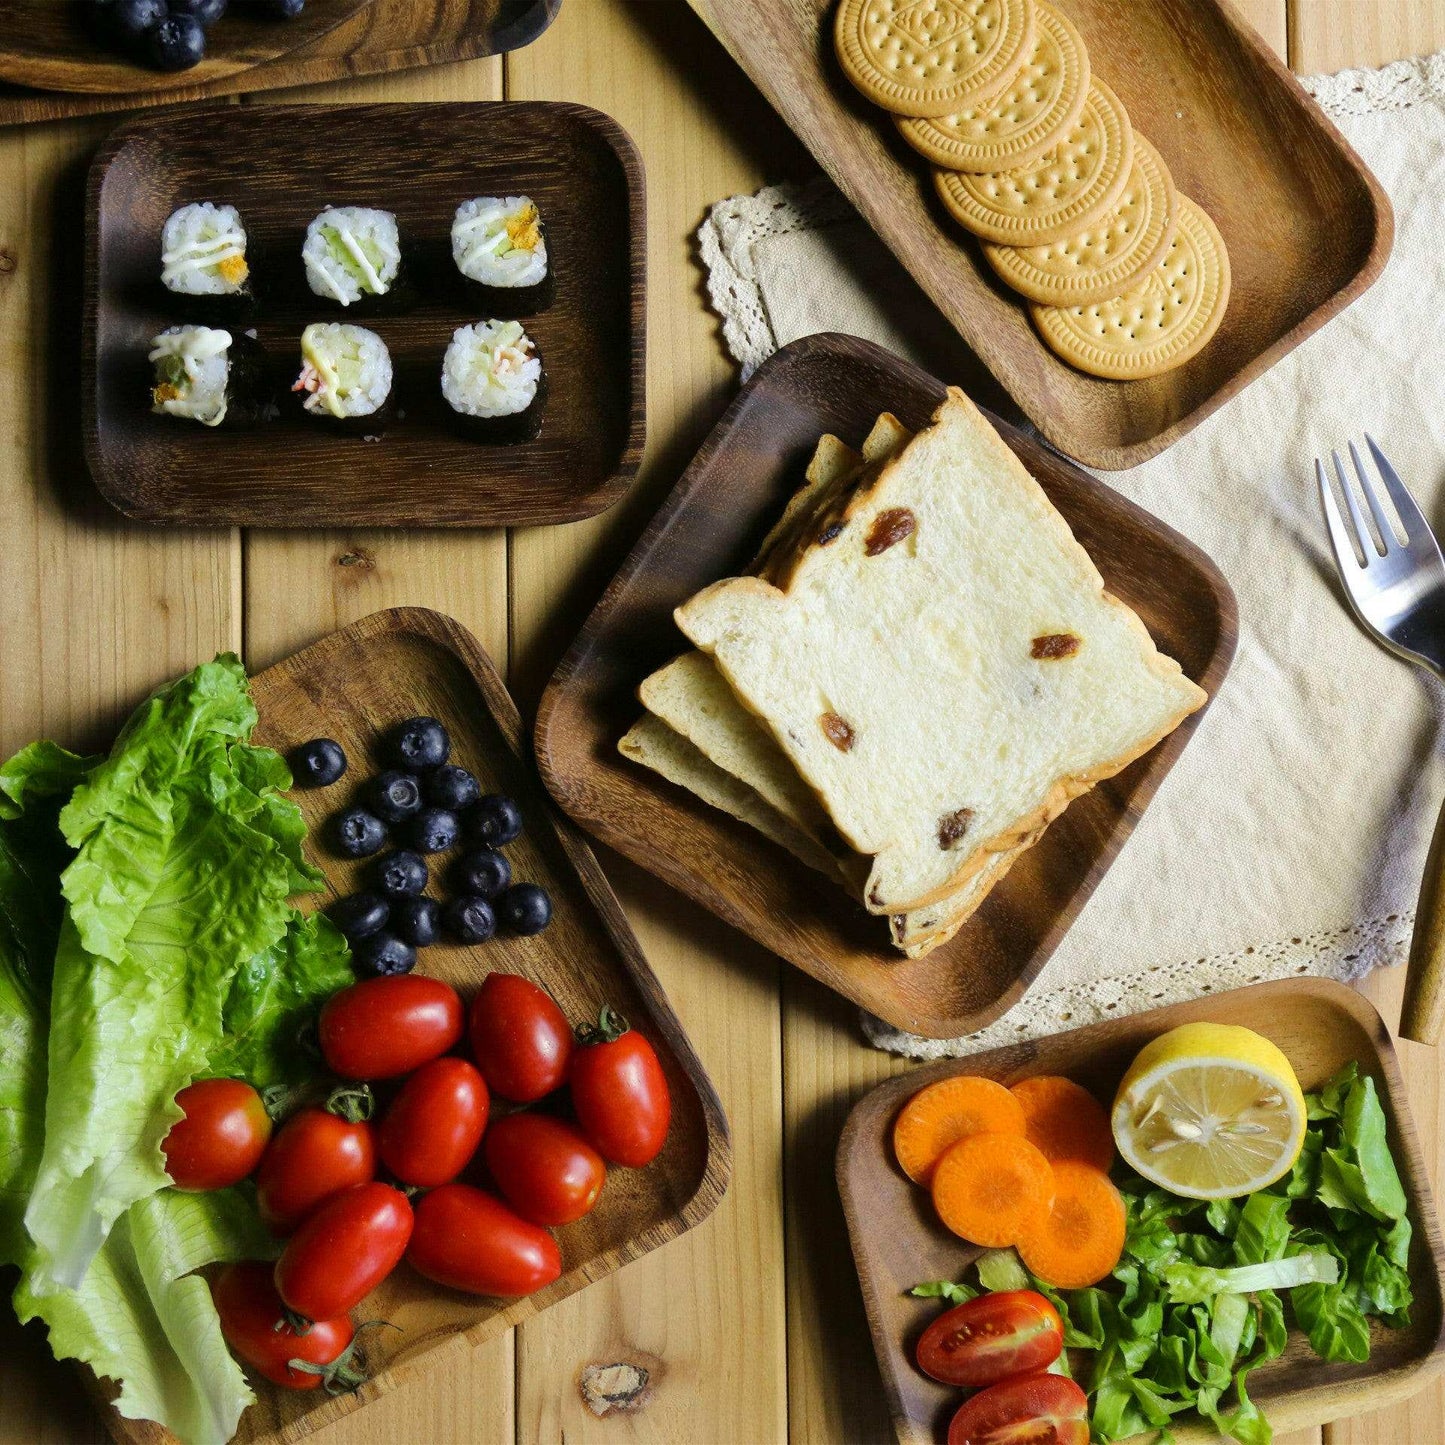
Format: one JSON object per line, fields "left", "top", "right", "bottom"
{"left": 1317, "top": 437, "right": 1445, "bottom": 1045}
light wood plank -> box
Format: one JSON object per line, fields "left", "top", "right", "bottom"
{"left": 1289, "top": 0, "right": 1445, "bottom": 72}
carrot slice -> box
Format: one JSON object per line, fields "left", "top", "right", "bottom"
{"left": 893, "top": 1075, "right": 1026, "bottom": 1185}
{"left": 931, "top": 1133, "right": 1055, "bottom": 1248}
{"left": 1016, "top": 1161, "right": 1127, "bottom": 1289}
{"left": 1011, "top": 1075, "right": 1115, "bottom": 1173}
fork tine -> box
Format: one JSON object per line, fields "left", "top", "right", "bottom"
{"left": 1365, "top": 434, "right": 1427, "bottom": 541}
{"left": 1332, "top": 449, "right": 1378, "bottom": 559}
{"left": 1318, "top": 456, "right": 1363, "bottom": 573}
{"left": 1350, "top": 440, "right": 1400, "bottom": 551}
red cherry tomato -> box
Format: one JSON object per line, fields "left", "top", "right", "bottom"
{"left": 377, "top": 1057, "right": 489, "bottom": 1187}
{"left": 569, "top": 1007, "right": 671, "bottom": 1167}
{"left": 275, "top": 1181, "right": 413, "bottom": 1320}
{"left": 947, "top": 1374, "right": 1090, "bottom": 1445}
{"left": 162, "top": 1078, "right": 272, "bottom": 1191}
{"left": 916, "top": 1290, "right": 1063, "bottom": 1388}
{"left": 467, "top": 973, "right": 573, "bottom": 1103}
{"left": 407, "top": 1183, "right": 561, "bottom": 1298}
{"left": 255, "top": 1090, "right": 377, "bottom": 1236}
{"left": 213, "top": 1262, "right": 356, "bottom": 1391}
{"left": 319, "top": 975, "right": 464, "bottom": 1081}
{"left": 483, "top": 1113, "right": 605, "bottom": 1226}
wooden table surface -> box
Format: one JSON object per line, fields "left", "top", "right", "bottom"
{"left": 0, "top": 2, "right": 1440, "bottom": 1442}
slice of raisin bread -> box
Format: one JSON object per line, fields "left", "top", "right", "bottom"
{"left": 675, "top": 387, "right": 1207, "bottom": 916}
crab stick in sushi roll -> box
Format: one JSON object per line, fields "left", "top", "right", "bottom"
{"left": 149, "top": 325, "right": 270, "bottom": 429}
{"left": 451, "top": 196, "right": 553, "bottom": 317}
{"left": 441, "top": 319, "right": 545, "bottom": 443}
{"left": 292, "top": 323, "right": 394, "bottom": 433}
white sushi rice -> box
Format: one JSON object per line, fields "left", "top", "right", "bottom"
{"left": 161, "top": 202, "right": 249, "bottom": 296}
{"left": 451, "top": 196, "right": 548, "bottom": 289}
{"left": 303, "top": 206, "right": 402, "bottom": 306}
{"left": 442, "top": 320, "right": 541, "bottom": 419}
{"left": 150, "top": 326, "right": 231, "bottom": 427}
{"left": 294, "top": 323, "right": 392, "bottom": 419}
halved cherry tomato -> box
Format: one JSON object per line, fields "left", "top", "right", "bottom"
{"left": 377, "top": 1056, "right": 489, "bottom": 1187}
{"left": 569, "top": 1006, "right": 671, "bottom": 1168}
{"left": 275, "top": 1181, "right": 412, "bottom": 1320}
{"left": 319, "top": 975, "right": 464, "bottom": 1081}
{"left": 213, "top": 1262, "right": 356, "bottom": 1391}
{"left": 162, "top": 1078, "right": 272, "bottom": 1191}
{"left": 467, "top": 973, "right": 573, "bottom": 1103}
{"left": 947, "top": 1374, "right": 1090, "bottom": 1445}
{"left": 407, "top": 1183, "right": 561, "bottom": 1297}
{"left": 483, "top": 1113, "right": 605, "bottom": 1226}
{"left": 255, "top": 1087, "right": 377, "bottom": 1236}
{"left": 916, "top": 1290, "right": 1063, "bottom": 1388}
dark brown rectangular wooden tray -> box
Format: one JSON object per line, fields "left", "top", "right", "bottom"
{"left": 684, "top": 0, "right": 1392, "bottom": 470}
{"left": 82, "top": 101, "right": 645, "bottom": 527}
{"left": 534, "top": 333, "right": 1237, "bottom": 1039}
{"left": 838, "top": 979, "right": 1445, "bottom": 1444}
{"left": 91, "top": 606, "right": 728, "bottom": 1445}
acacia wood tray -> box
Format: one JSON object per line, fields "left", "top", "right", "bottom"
{"left": 838, "top": 979, "right": 1445, "bottom": 1444}
{"left": 683, "top": 0, "right": 1392, "bottom": 470}
{"left": 83, "top": 101, "right": 646, "bottom": 528}
{"left": 92, "top": 607, "right": 729, "bottom": 1445}
{"left": 535, "top": 333, "right": 1237, "bottom": 1039}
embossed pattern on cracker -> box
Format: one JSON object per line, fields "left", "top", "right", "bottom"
{"left": 834, "top": 0, "right": 1038, "bottom": 119}
{"left": 934, "top": 78, "right": 1135, "bottom": 245}
{"left": 1031, "top": 197, "right": 1230, "bottom": 379}
{"left": 896, "top": 2, "right": 1088, "bottom": 173}
{"left": 984, "top": 134, "right": 1179, "bottom": 306}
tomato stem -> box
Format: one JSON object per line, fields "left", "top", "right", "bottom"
{"left": 325, "top": 1082, "right": 375, "bottom": 1123}
{"left": 279, "top": 1306, "right": 314, "bottom": 1337}
{"left": 288, "top": 1320, "right": 401, "bottom": 1396}
{"left": 575, "top": 1003, "right": 630, "bottom": 1046}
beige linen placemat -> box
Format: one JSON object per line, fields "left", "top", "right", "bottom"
{"left": 695, "top": 50, "right": 1445, "bottom": 1058}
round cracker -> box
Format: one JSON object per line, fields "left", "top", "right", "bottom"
{"left": 1031, "top": 196, "right": 1231, "bottom": 379}
{"left": 896, "top": 2, "right": 1089, "bottom": 173}
{"left": 983, "top": 134, "right": 1179, "bottom": 305}
{"left": 934, "top": 79, "right": 1135, "bottom": 246}
{"left": 834, "top": 0, "right": 1038, "bottom": 119}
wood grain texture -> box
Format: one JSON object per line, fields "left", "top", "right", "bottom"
{"left": 535, "top": 332, "right": 1237, "bottom": 1038}
{"left": 0, "top": 0, "right": 561, "bottom": 125}
{"left": 839, "top": 979, "right": 1445, "bottom": 1445}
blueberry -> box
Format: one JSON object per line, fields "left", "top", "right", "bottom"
{"left": 351, "top": 932, "right": 416, "bottom": 978}
{"left": 407, "top": 806, "right": 459, "bottom": 854}
{"left": 497, "top": 882, "right": 552, "bottom": 936}
{"left": 328, "top": 891, "right": 389, "bottom": 941}
{"left": 108, "top": 0, "right": 168, "bottom": 43}
{"left": 387, "top": 716, "right": 450, "bottom": 772}
{"left": 149, "top": 14, "right": 207, "bottom": 69}
{"left": 172, "top": 0, "right": 228, "bottom": 25}
{"left": 425, "top": 764, "right": 480, "bottom": 813}
{"left": 369, "top": 769, "right": 423, "bottom": 825}
{"left": 372, "top": 849, "right": 429, "bottom": 900}
{"left": 467, "top": 794, "right": 524, "bottom": 848}
{"left": 444, "top": 895, "right": 496, "bottom": 945}
{"left": 262, "top": 0, "right": 305, "bottom": 14}
{"left": 331, "top": 807, "right": 387, "bottom": 859}
{"left": 392, "top": 895, "right": 441, "bottom": 948}
{"left": 452, "top": 848, "right": 511, "bottom": 899}
{"left": 293, "top": 737, "right": 347, "bottom": 787}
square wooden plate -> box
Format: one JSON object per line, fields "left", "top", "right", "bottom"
{"left": 837, "top": 979, "right": 1445, "bottom": 1444}
{"left": 683, "top": 0, "right": 1392, "bottom": 470}
{"left": 82, "top": 101, "right": 645, "bottom": 527}
{"left": 94, "top": 607, "right": 729, "bottom": 1445}
{"left": 535, "top": 333, "right": 1237, "bottom": 1039}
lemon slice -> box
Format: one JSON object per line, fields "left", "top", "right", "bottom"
{"left": 1111, "top": 1023, "right": 1306, "bottom": 1199}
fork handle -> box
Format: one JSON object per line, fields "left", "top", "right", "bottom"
{"left": 1402, "top": 792, "right": 1445, "bottom": 1045}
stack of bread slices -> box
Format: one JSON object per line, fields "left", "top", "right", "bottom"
{"left": 620, "top": 388, "right": 1206, "bottom": 958}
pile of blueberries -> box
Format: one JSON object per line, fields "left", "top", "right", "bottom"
{"left": 95, "top": 0, "right": 305, "bottom": 74}
{"left": 293, "top": 715, "right": 553, "bottom": 979}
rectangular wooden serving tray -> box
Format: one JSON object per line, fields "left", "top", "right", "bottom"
{"left": 837, "top": 979, "right": 1445, "bottom": 1444}
{"left": 93, "top": 607, "right": 729, "bottom": 1445}
{"left": 83, "top": 101, "right": 645, "bottom": 528}
{"left": 534, "top": 333, "right": 1237, "bottom": 1040}
{"left": 683, "top": 0, "right": 1393, "bottom": 470}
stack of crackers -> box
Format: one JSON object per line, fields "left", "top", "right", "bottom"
{"left": 834, "top": 0, "right": 1231, "bottom": 380}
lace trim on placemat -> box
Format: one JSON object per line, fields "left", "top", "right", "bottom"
{"left": 1305, "top": 46, "right": 1445, "bottom": 117}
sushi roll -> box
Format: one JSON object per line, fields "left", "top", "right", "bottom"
{"left": 441, "top": 319, "right": 544, "bottom": 443}
{"left": 149, "top": 325, "right": 269, "bottom": 429}
{"left": 451, "top": 196, "right": 553, "bottom": 316}
{"left": 302, "top": 206, "right": 408, "bottom": 312}
{"left": 292, "top": 322, "right": 394, "bottom": 431}
{"left": 161, "top": 202, "right": 253, "bottom": 321}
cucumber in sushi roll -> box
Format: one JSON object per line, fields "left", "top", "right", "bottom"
{"left": 451, "top": 196, "right": 554, "bottom": 317}
{"left": 441, "top": 319, "right": 545, "bottom": 443}
{"left": 292, "top": 322, "right": 394, "bottom": 432}
{"left": 149, "top": 325, "right": 270, "bottom": 429}
{"left": 161, "top": 202, "right": 254, "bottom": 321}
{"left": 303, "top": 206, "right": 410, "bottom": 313}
